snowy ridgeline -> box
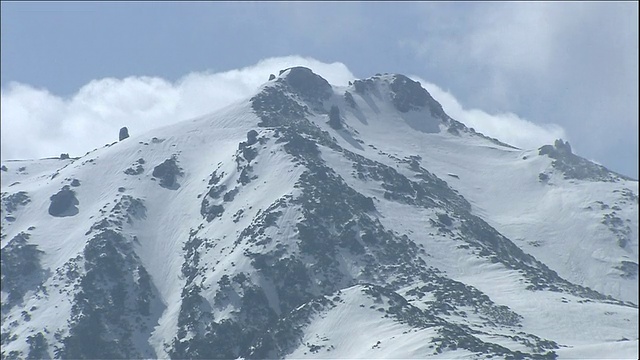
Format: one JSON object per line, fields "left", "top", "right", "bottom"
{"left": 1, "top": 67, "right": 638, "bottom": 359}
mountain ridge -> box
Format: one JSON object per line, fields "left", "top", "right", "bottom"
{"left": 1, "top": 66, "right": 637, "bottom": 359}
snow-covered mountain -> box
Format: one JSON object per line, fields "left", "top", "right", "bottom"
{"left": 1, "top": 67, "right": 637, "bottom": 359}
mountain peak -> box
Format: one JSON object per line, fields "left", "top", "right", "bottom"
{"left": 276, "top": 66, "right": 332, "bottom": 102}
{"left": 539, "top": 138, "right": 634, "bottom": 182}
{"left": 349, "top": 73, "right": 448, "bottom": 121}
{"left": 1, "top": 64, "right": 637, "bottom": 359}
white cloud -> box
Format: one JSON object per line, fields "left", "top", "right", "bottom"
{"left": 0, "top": 55, "right": 567, "bottom": 163}
{"left": 412, "top": 76, "right": 567, "bottom": 150}
{"left": 1, "top": 55, "right": 355, "bottom": 160}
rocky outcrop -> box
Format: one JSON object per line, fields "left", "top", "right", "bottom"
{"left": 152, "top": 156, "right": 182, "bottom": 189}
{"left": 280, "top": 67, "right": 332, "bottom": 105}
{"left": 119, "top": 127, "right": 130, "bottom": 141}
{"left": 48, "top": 186, "right": 79, "bottom": 217}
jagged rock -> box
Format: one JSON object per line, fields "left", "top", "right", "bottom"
{"left": 26, "top": 333, "right": 48, "bottom": 359}
{"left": 247, "top": 130, "right": 259, "bottom": 145}
{"left": 616, "top": 261, "right": 638, "bottom": 279}
{"left": 2, "top": 191, "right": 31, "bottom": 213}
{"left": 437, "top": 213, "right": 453, "bottom": 226}
{"left": 60, "top": 153, "right": 70, "bottom": 160}
{"left": 152, "top": 157, "right": 182, "bottom": 189}
{"left": 328, "top": 105, "right": 342, "bottom": 129}
{"left": 119, "top": 127, "right": 129, "bottom": 141}
{"left": 554, "top": 139, "right": 572, "bottom": 154}
{"left": 390, "top": 75, "right": 446, "bottom": 119}
{"left": 269, "top": 74, "right": 276, "bottom": 81}
{"left": 344, "top": 91, "right": 356, "bottom": 108}
{"left": 0, "top": 232, "right": 47, "bottom": 312}
{"left": 281, "top": 66, "right": 332, "bottom": 103}
{"left": 539, "top": 139, "right": 628, "bottom": 182}
{"left": 353, "top": 78, "right": 376, "bottom": 94}
{"left": 48, "top": 186, "right": 79, "bottom": 217}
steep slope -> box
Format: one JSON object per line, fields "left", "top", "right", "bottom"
{"left": 1, "top": 67, "right": 637, "bottom": 359}
{"left": 324, "top": 74, "right": 638, "bottom": 304}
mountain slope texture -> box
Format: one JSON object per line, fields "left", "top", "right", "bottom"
{"left": 1, "top": 67, "right": 638, "bottom": 359}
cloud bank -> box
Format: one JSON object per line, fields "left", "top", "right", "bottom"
{"left": 2, "top": 56, "right": 565, "bottom": 162}
{"left": 1, "top": 56, "right": 354, "bottom": 160}
{"left": 414, "top": 77, "right": 567, "bottom": 150}
{"left": 401, "top": 2, "right": 637, "bottom": 177}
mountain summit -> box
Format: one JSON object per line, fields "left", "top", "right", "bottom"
{"left": 1, "top": 67, "right": 638, "bottom": 359}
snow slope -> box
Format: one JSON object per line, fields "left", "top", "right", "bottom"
{"left": 1, "top": 67, "right": 637, "bottom": 359}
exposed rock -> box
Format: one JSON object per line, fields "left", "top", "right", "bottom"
{"left": 119, "top": 127, "right": 129, "bottom": 141}
{"left": 616, "top": 261, "right": 638, "bottom": 279}
{"left": 390, "top": 75, "right": 446, "bottom": 119}
{"left": 280, "top": 67, "right": 332, "bottom": 103}
{"left": 353, "top": 78, "right": 376, "bottom": 94}
{"left": 247, "top": 130, "right": 259, "bottom": 146}
{"left": 70, "top": 179, "right": 81, "bottom": 187}
{"left": 60, "top": 153, "right": 70, "bottom": 160}
{"left": 437, "top": 213, "right": 453, "bottom": 226}
{"left": 124, "top": 165, "right": 144, "bottom": 176}
{"left": 2, "top": 191, "right": 31, "bottom": 213}
{"left": 152, "top": 156, "right": 182, "bottom": 189}
{"left": 269, "top": 74, "right": 276, "bottom": 81}
{"left": 344, "top": 91, "right": 356, "bottom": 108}
{"left": 554, "top": 139, "right": 572, "bottom": 154}
{"left": 328, "top": 105, "right": 342, "bottom": 130}
{"left": 0, "top": 232, "right": 48, "bottom": 312}
{"left": 539, "top": 139, "right": 629, "bottom": 182}
{"left": 48, "top": 186, "right": 79, "bottom": 217}
{"left": 26, "top": 333, "right": 49, "bottom": 359}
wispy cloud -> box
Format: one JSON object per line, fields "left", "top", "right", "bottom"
{"left": 413, "top": 77, "right": 567, "bottom": 150}
{"left": 1, "top": 55, "right": 567, "bottom": 162}
{"left": 1, "top": 56, "right": 355, "bottom": 160}
{"left": 401, "top": 2, "right": 638, "bottom": 177}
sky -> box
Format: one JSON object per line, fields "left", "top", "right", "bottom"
{"left": 1, "top": 2, "right": 638, "bottom": 179}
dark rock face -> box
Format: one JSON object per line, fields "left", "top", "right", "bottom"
{"left": 26, "top": 333, "right": 49, "bottom": 359}
{"left": 48, "top": 186, "right": 79, "bottom": 217}
{"left": 616, "top": 261, "right": 638, "bottom": 279}
{"left": 70, "top": 179, "right": 81, "bottom": 187}
{"left": 119, "top": 127, "right": 129, "bottom": 141}
{"left": 60, "top": 153, "right": 70, "bottom": 160}
{"left": 539, "top": 139, "right": 630, "bottom": 182}
{"left": 2, "top": 191, "right": 31, "bottom": 213}
{"left": 281, "top": 67, "right": 332, "bottom": 103}
{"left": 328, "top": 105, "right": 342, "bottom": 130}
{"left": 344, "top": 91, "right": 356, "bottom": 108}
{"left": 166, "top": 82, "right": 572, "bottom": 359}
{"left": 125, "top": 158, "right": 146, "bottom": 176}
{"left": 390, "top": 75, "right": 428, "bottom": 112}
{"left": 353, "top": 78, "right": 377, "bottom": 95}
{"left": 58, "top": 229, "right": 162, "bottom": 359}
{"left": 247, "top": 130, "right": 259, "bottom": 146}
{"left": 389, "top": 75, "right": 447, "bottom": 119}
{"left": 152, "top": 157, "right": 182, "bottom": 189}
{"left": 554, "top": 139, "right": 572, "bottom": 154}
{"left": 268, "top": 74, "right": 276, "bottom": 81}
{"left": 0, "top": 232, "right": 48, "bottom": 312}
{"left": 0, "top": 165, "right": 7, "bottom": 172}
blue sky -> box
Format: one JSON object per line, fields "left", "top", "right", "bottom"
{"left": 1, "top": 2, "right": 638, "bottom": 178}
